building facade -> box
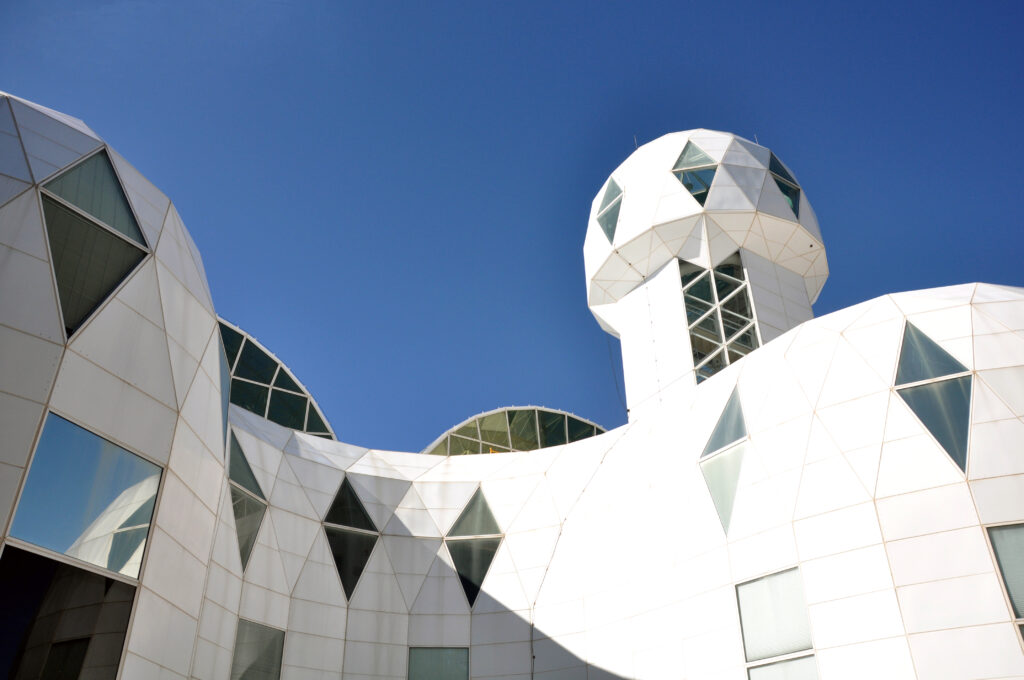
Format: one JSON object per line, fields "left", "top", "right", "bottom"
{"left": 0, "top": 92, "right": 1023, "bottom": 680}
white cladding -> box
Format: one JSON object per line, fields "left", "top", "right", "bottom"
{"left": 0, "top": 94, "right": 1023, "bottom": 679}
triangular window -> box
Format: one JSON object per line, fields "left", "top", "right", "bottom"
{"left": 325, "top": 477, "right": 377, "bottom": 532}
{"left": 674, "top": 142, "right": 715, "bottom": 169}
{"left": 227, "top": 432, "right": 267, "bottom": 571}
{"left": 700, "top": 442, "right": 746, "bottom": 534}
{"left": 445, "top": 487, "right": 502, "bottom": 607}
{"left": 44, "top": 150, "right": 145, "bottom": 246}
{"left": 674, "top": 142, "right": 717, "bottom": 206}
{"left": 768, "top": 153, "right": 800, "bottom": 218}
{"left": 895, "top": 322, "right": 968, "bottom": 385}
{"left": 702, "top": 388, "right": 747, "bottom": 457}
{"left": 229, "top": 433, "right": 265, "bottom": 500}
{"left": 323, "top": 476, "right": 379, "bottom": 599}
{"left": 596, "top": 179, "right": 622, "bottom": 243}
{"left": 897, "top": 376, "right": 972, "bottom": 471}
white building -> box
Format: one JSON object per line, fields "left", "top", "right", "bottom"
{"left": 0, "top": 92, "right": 1023, "bottom": 680}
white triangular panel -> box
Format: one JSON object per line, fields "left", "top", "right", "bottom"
{"left": 720, "top": 139, "right": 763, "bottom": 168}
{"left": 347, "top": 541, "right": 407, "bottom": 613}
{"left": 244, "top": 518, "right": 291, "bottom": 596}
{"left": 386, "top": 486, "right": 442, "bottom": 538}
{"left": 844, "top": 445, "right": 883, "bottom": 496}
{"left": 0, "top": 243, "right": 66, "bottom": 343}
{"left": 0, "top": 188, "right": 47, "bottom": 260}
{"left": 705, "top": 218, "right": 740, "bottom": 267}
{"left": 971, "top": 378, "right": 1017, "bottom": 424}
{"left": 383, "top": 534, "right": 444, "bottom": 609}
{"left": 347, "top": 472, "right": 413, "bottom": 533}
{"left": 9, "top": 99, "right": 101, "bottom": 182}
{"left": 0, "top": 102, "right": 31, "bottom": 181}
{"left": 978, "top": 367, "right": 1024, "bottom": 417}
{"left": 756, "top": 173, "right": 799, "bottom": 222}
{"left": 284, "top": 454, "right": 345, "bottom": 519}
{"left": 733, "top": 137, "right": 771, "bottom": 167}
{"left": 687, "top": 132, "right": 732, "bottom": 162}
{"left": 270, "top": 457, "right": 319, "bottom": 520}
{"left": 472, "top": 539, "right": 530, "bottom": 613}
{"left": 705, "top": 167, "right": 755, "bottom": 211}
{"left": 411, "top": 546, "right": 471, "bottom": 615}
{"left": 292, "top": 530, "right": 345, "bottom": 605}
{"left": 0, "top": 175, "right": 29, "bottom": 210}
{"left": 415, "top": 481, "right": 480, "bottom": 535}
{"left": 155, "top": 261, "right": 215, "bottom": 364}
{"left": 11, "top": 96, "right": 100, "bottom": 141}
{"left": 113, "top": 257, "right": 164, "bottom": 329}
{"left": 155, "top": 204, "right": 214, "bottom": 312}
{"left": 107, "top": 148, "right": 168, "bottom": 247}
{"left": 722, "top": 164, "right": 766, "bottom": 205}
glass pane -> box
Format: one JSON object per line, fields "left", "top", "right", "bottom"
{"left": 230, "top": 485, "right": 267, "bottom": 571}
{"left": 685, "top": 271, "right": 715, "bottom": 304}
{"left": 477, "top": 412, "right": 510, "bottom": 448}
{"left": 408, "top": 648, "right": 469, "bottom": 680}
{"left": 722, "top": 309, "right": 750, "bottom": 339}
{"left": 700, "top": 442, "right": 746, "bottom": 533}
{"left": 737, "top": 568, "right": 812, "bottom": 662}
{"left": 449, "top": 435, "right": 480, "bottom": 455}
{"left": 539, "top": 411, "right": 567, "bottom": 448}
{"left": 748, "top": 655, "right": 818, "bottom": 680}
{"left": 690, "top": 334, "right": 721, "bottom": 365}
{"left": 324, "top": 526, "right": 378, "bottom": 599}
{"left": 426, "top": 440, "right": 448, "bottom": 456}
{"left": 508, "top": 410, "right": 539, "bottom": 451}
{"left": 731, "top": 327, "right": 760, "bottom": 352}
{"left": 229, "top": 432, "right": 265, "bottom": 499}
{"left": 447, "top": 537, "right": 502, "bottom": 607}
{"left": 481, "top": 443, "right": 510, "bottom": 454}
{"left": 44, "top": 150, "right": 145, "bottom": 245}
{"left": 696, "top": 350, "right": 728, "bottom": 383}
{"left": 42, "top": 195, "right": 146, "bottom": 335}
{"left": 674, "top": 141, "right": 714, "bottom": 170}
{"left": 597, "top": 196, "right": 620, "bottom": 243}
{"left": 272, "top": 368, "right": 302, "bottom": 393}
{"left": 988, "top": 524, "right": 1024, "bottom": 618}
{"left": 769, "top": 153, "right": 797, "bottom": 185}
{"left": 772, "top": 177, "right": 801, "bottom": 218}
{"left": 714, "top": 256, "right": 745, "bottom": 281}
{"left": 702, "top": 389, "right": 747, "bottom": 457}
{"left": 598, "top": 178, "right": 622, "bottom": 213}
{"left": 454, "top": 421, "right": 479, "bottom": 439}
{"left": 0, "top": 546, "right": 135, "bottom": 680}
{"left": 897, "top": 376, "right": 972, "bottom": 471}
{"left": 325, "top": 477, "right": 377, "bottom": 531}
{"left": 722, "top": 288, "right": 752, "bottom": 317}
{"left": 230, "top": 379, "right": 269, "bottom": 416}
{"left": 219, "top": 322, "right": 244, "bottom": 368}
{"left": 679, "top": 261, "right": 705, "bottom": 287}
{"left": 691, "top": 311, "right": 724, "bottom": 343}
{"left": 305, "top": 405, "right": 329, "bottom": 434}
{"left": 218, "top": 340, "right": 231, "bottom": 449}
{"left": 895, "top": 322, "right": 968, "bottom": 385}
{"left": 230, "top": 618, "right": 285, "bottom": 680}
{"left": 234, "top": 340, "right": 278, "bottom": 384}
{"left": 11, "top": 414, "right": 160, "bottom": 578}
{"left": 267, "top": 389, "right": 307, "bottom": 430}
{"left": 714, "top": 271, "right": 742, "bottom": 300}
{"left": 448, "top": 488, "right": 501, "bottom": 537}
{"left": 685, "top": 294, "right": 714, "bottom": 325}
{"left": 678, "top": 168, "right": 717, "bottom": 205}
{"left": 567, "top": 417, "right": 595, "bottom": 442}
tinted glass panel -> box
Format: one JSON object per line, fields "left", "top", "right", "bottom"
{"left": 722, "top": 289, "right": 752, "bottom": 317}
{"left": 44, "top": 151, "right": 144, "bottom": 245}
{"left": 305, "top": 406, "right": 329, "bottom": 434}
{"left": 674, "top": 142, "right": 714, "bottom": 170}
{"left": 748, "top": 655, "right": 818, "bottom": 680}
{"left": 895, "top": 322, "right": 968, "bottom": 385}
{"left": 678, "top": 168, "right": 716, "bottom": 205}
{"left": 324, "top": 478, "right": 377, "bottom": 531}
{"left": 272, "top": 368, "right": 302, "bottom": 392}
{"left": 715, "top": 257, "right": 745, "bottom": 281}
{"left": 696, "top": 350, "right": 728, "bottom": 383}
{"left": 230, "top": 485, "right": 266, "bottom": 571}
{"left": 897, "top": 376, "right": 972, "bottom": 471}
{"left": 0, "top": 546, "right": 135, "bottom": 680}
{"left": 230, "top": 379, "right": 269, "bottom": 415}
{"left": 598, "top": 178, "right": 622, "bottom": 213}
{"left": 702, "top": 389, "right": 747, "bottom": 457}
{"left": 773, "top": 178, "right": 801, "bottom": 217}
{"left": 230, "top": 619, "right": 285, "bottom": 680}
{"left": 685, "top": 295, "right": 714, "bottom": 325}
{"left": 508, "top": 410, "right": 539, "bottom": 450}
{"left": 11, "top": 414, "right": 160, "bottom": 578}
{"left": 408, "top": 648, "right": 469, "bottom": 680}
{"left": 447, "top": 537, "right": 502, "bottom": 606}
{"left": 454, "top": 421, "right": 479, "bottom": 439}
{"left": 988, "top": 524, "right": 1024, "bottom": 617}
{"left": 235, "top": 340, "right": 278, "bottom": 384}
{"left": 324, "top": 526, "right": 377, "bottom": 599}
{"left": 700, "top": 442, "right": 745, "bottom": 533}
{"left": 449, "top": 435, "right": 480, "bottom": 455}
{"left": 219, "top": 322, "right": 244, "bottom": 368}
{"left": 448, "top": 488, "right": 500, "bottom": 537}
{"left": 268, "top": 389, "right": 307, "bottom": 430}
{"left": 539, "top": 411, "right": 567, "bottom": 448}
{"left": 714, "top": 271, "right": 742, "bottom": 300}
{"left": 218, "top": 341, "right": 231, "bottom": 448}
{"left": 567, "top": 417, "right": 596, "bottom": 442}
{"left": 229, "top": 433, "right": 265, "bottom": 499}
{"left": 737, "top": 568, "right": 812, "bottom": 662}
{"left": 686, "top": 272, "right": 715, "bottom": 303}
{"left": 42, "top": 195, "right": 146, "bottom": 335}
{"left": 680, "top": 261, "right": 705, "bottom": 287}
{"left": 426, "top": 440, "right": 448, "bottom": 456}
{"left": 597, "top": 197, "right": 620, "bottom": 243}
{"left": 477, "top": 412, "right": 510, "bottom": 448}
{"left": 768, "top": 153, "right": 797, "bottom": 185}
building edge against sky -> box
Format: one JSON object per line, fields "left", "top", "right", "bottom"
{"left": 1, "top": 91, "right": 1024, "bottom": 679}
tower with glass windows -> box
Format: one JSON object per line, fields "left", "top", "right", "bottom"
{"left": 584, "top": 130, "right": 827, "bottom": 418}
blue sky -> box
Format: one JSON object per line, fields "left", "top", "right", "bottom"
{"left": 2, "top": 1, "right": 1022, "bottom": 451}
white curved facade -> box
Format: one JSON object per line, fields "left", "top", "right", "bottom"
{"left": 1, "top": 92, "right": 1023, "bottom": 680}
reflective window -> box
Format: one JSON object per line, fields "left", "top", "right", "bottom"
{"left": 0, "top": 546, "right": 135, "bottom": 679}
{"left": 235, "top": 340, "right": 278, "bottom": 384}
{"left": 42, "top": 195, "right": 146, "bottom": 336}
{"left": 44, "top": 150, "right": 145, "bottom": 245}
{"left": 220, "top": 322, "right": 244, "bottom": 368}
{"left": 267, "top": 389, "right": 307, "bottom": 431}
{"left": 596, "top": 179, "right": 622, "bottom": 243}
{"left": 228, "top": 432, "right": 267, "bottom": 571}
{"left": 323, "top": 477, "right": 378, "bottom": 599}
{"left": 230, "top": 619, "right": 285, "bottom": 680}
{"left": 988, "top": 524, "right": 1024, "bottom": 623}
{"left": 736, "top": 568, "right": 813, "bottom": 664}
{"left": 408, "top": 647, "right": 469, "bottom": 680}
{"left": 538, "top": 410, "right": 567, "bottom": 448}
{"left": 681, "top": 254, "right": 760, "bottom": 383}
{"left": 673, "top": 142, "right": 717, "bottom": 205}
{"left": 477, "top": 412, "right": 510, "bottom": 448}
{"left": 896, "top": 322, "right": 968, "bottom": 385}
{"left": 424, "top": 408, "right": 604, "bottom": 456}
{"left": 768, "top": 153, "right": 800, "bottom": 218}
{"left": 230, "top": 379, "right": 269, "bottom": 414}
{"left": 700, "top": 441, "right": 746, "bottom": 534}
{"left": 702, "top": 388, "right": 747, "bottom": 457}
{"left": 446, "top": 487, "right": 502, "bottom": 607}
{"left": 11, "top": 413, "right": 160, "bottom": 578}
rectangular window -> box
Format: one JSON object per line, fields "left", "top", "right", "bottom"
{"left": 230, "top": 619, "right": 285, "bottom": 680}
{"left": 736, "top": 568, "right": 816, "bottom": 679}
{"left": 10, "top": 413, "right": 161, "bottom": 578}
{"left": 987, "top": 523, "right": 1024, "bottom": 638}
{"left": 408, "top": 647, "right": 469, "bottom": 680}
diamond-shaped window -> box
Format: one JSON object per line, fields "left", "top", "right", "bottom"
{"left": 323, "top": 477, "right": 379, "bottom": 599}
{"left": 227, "top": 433, "right": 267, "bottom": 571}
{"left": 698, "top": 388, "right": 749, "bottom": 535}
{"left": 596, "top": 179, "right": 622, "bottom": 243}
{"left": 445, "top": 487, "right": 502, "bottom": 607}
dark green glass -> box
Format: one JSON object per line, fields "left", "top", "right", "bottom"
{"left": 714, "top": 272, "right": 742, "bottom": 300}
{"left": 267, "top": 389, "right": 307, "bottom": 430}
{"left": 567, "top": 417, "right": 595, "bottom": 442}
{"left": 229, "top": 433, "right": 265, "bottom": 499}
{"left": 700, "top": 442, "right": 745, "bottom": 532}
{"left": 305, "top": 406, "right": 329, "bottom": 434}
{"left": 230, "top": 618, "right": 285, "bottom": 680}
{"left": 508, "top": 410, "right": 539, "bottom": 450}
{"left": 325, "top": 478, "right": 377, "bottom": 531}
{"left": 448, "top": 488, "right": 500, "bottom": 537}
{"left": 597, "top": 197, "right": 620, "bottom": 243}
{"left": 219, "top": 322, "right": 244, "bottom": 367}
{"left": 897, "top": 376, "right": 972, "bottom": 471}
{"left": 44, "top": 150, "right": 145, "bottom": 245}
{"left": 324, "top": 526, "right": 377, "bottom": 599}
{"left": 696, "top": 350, "right": 728, "bottom": 383}
{"left": 722, "top": 288, "right": 752, "bottom": 317}
{"left": 539, "top": 411, "right": 567, "bottom": 448}
{"left": 686, "top": 272, "right": 715, "bottom": 304}
{"left": 772, "top": 178, "right": 801, "bottom": 218}
{"left": 234, "top": 341, "right": 278, "bottom": 384}
{"left": 408, "top": 648, "right": 469, "bottom": 680}
{"left": 449, "top": 435, "right": 480, "bottom": 455}
{"left": 230, "top": 485, "right": 267, "bottom": 571}
{"left": 768, "top": 153, "right": 797, "bottom": 185}
{"left": 447, "top": 537, "right": 502, "bottom": 606}
{"left": 229, "top": 379, "right": 269, "bottom": 416}
{"left": 272, "top": 368, "right": 302, "bottom": 393}
{"left": 598, "top": 178, "right": 622, "bottom": 213}
{"left": 895, "top": 322, "right": 968, "bottom": 385}
{"left": 477, "top": 412, "right": 510, "bottom": 448}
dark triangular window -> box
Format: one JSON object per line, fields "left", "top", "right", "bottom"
{"left": 447, "top": 537, "right": 502, "bottom": 607}
{"left": 596, "top": 179, "right": 622, "bottom": 243}
{"left": 324, "top": 525, "right": 378, "bottom": 599}
{"left": 230, "top": 485, "right": 267, "bottom": 571}
{"left": 229, "top": 433, "right": 265, "bottom": 500}
{"left": 674, "top": 142, "right": 717, "bottom": 206}
{"left": 325, "top": 477, "right": 377, "bottom": 532}
{"left": 675, "top": 142, "right": 715, "bottom": 170}
{"left": 895, "top": 322, "right": 968, "bottom": 385}
{"left": 701, "top": 388, "right": 747, "bottom": 457}
{"left": 219, "top": 322, "right": 244, "bottom": 368}
{"left": 897, "top": 375, "right": 972, "bottom": 471}
{"left": 768, "top": 153, "right": 800, "bottom": 218}
{"left": 448, "top": 488, "right": 500, "bottom": 537}
{"left": 42, "top": 195, "right": 146, "bottom": 336}
{"left": 44, "top": 150, "right": 145, "bottom": 246}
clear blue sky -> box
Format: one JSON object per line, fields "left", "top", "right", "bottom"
{"left": 2, "top": 1, "right": 1022, "bottom": 451}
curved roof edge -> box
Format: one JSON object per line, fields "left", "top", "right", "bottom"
{"left": 422, "top": 405, "right": 606, "bottom": 455}
{"left": 218, "top": 317, "right": 337, "bottom": 439}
